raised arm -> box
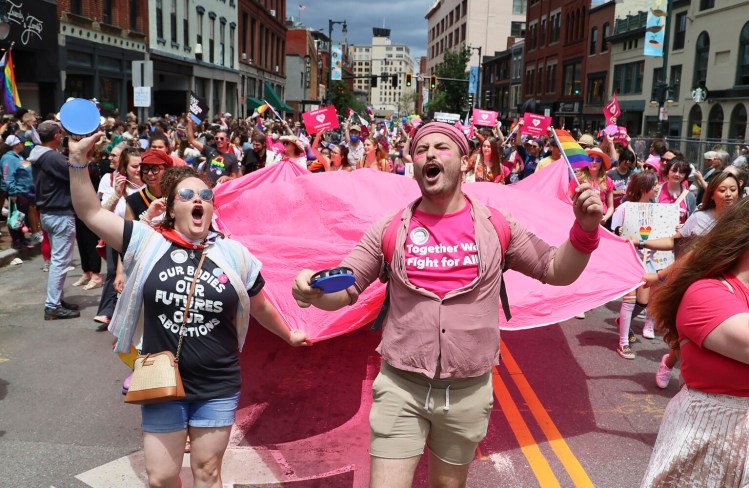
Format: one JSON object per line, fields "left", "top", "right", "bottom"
{"left": 311, "top": 131, "right": 331, "bottom": 171}
{"left": 68, "top": 133, "right": 125, "bottom": 253}
{"left": 186, "top": 118, "right": 204, "bottom": 153}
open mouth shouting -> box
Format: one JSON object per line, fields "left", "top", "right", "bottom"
{"left": 423, "top": 161, "right": 443, "bottom": 184}
{"left": 191, "top": 205, "right": 205, "bottom": 227}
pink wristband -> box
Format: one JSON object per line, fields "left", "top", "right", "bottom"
{"left": 569, "top": 220, "right": 600, "bottom": 254}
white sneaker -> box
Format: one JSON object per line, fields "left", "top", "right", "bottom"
{"left": 30, "top": 232, "right": 43, "bottom": 245}
{"left": 643, "top": 323, "right": 655, "bottom": 339}
{"left": 656, "top": 354, "right": 673, "bottom": 389}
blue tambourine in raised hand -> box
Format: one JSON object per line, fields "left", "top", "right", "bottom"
{"left": 58, "top": 98, "right": 101, "bottom": 136}
{"left": 310, "top": 267, "right": 356, "bottom": 294}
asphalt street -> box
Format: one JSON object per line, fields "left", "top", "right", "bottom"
{"left": 0, "top": 250, "right": 677, "bottom": 487}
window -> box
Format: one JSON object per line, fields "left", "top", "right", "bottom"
{"left": 183, "top": 0, "right": 190, "bottom": 48}
{"left": 693, "top": 32, "right": 710, "bottom": 87}
{"left": 129, "top": 0, "right": 138, "bottom": 30}
{"left": 156, "top": 0, "right": 164, "bottom": 39}
{"left": 700, "top": 0, "right": 715, "bottom": 10}
{"left": 229, "top": 23, "right": 235, "bottom": 68}
{"left": 590, "top": 27, "right": 598, "bottom": 55}
{"left": 707, "top": 104, "right": 723, "bottom": 139}
{"left": 562, "top": 62, "right": 582, "bottom": 96}
{"left": 526, "top": 69, "right": 535, "bottom": 96}
{"left": 601, "top": 23, "right": 610, "bottom": 52}
{"left": 537, "top": 67, "right": 543, "bottom": 94}
{"left": 730, "top": 104, "right": 748, "bottom": 140}
{"left": 540, "top": 18, "right": 546, "bottom": 46}
{"left": 612, "top": 61, "right": 644, "bottom": 95}
{"left": 688, "top": 105, "right": 702, "bottom": 137}
{"left": 209, "top": 14, "right": 215, "bottom": 63}
{"left": 511, "top": 21, "right": 526, "bottom": 38}
{"left": 220, "top": 18, "right": 226, "bottom": 66}
{"left": 738, "top": 22, "right": 749, "bottom": 85}
{"left": 670, "top": 65, "right": 682, "bottom": 101}
{"left": 71, "top": 0, "right": 83, "bottom": 15}
{"left": 673, "top": 12, "right": 687, "bottom": 50}
{"left": 513, "top": 0, "right": 526, "bottom": 15}
{"left": 103, "top": 0, "right": 113, "bottom": 24}
{"left": 197, "top": 9, "right": 204, "bottom": 47}
{"left": 587, "top": 74, "right": 605, "bottom": 104}
{"left": 171, "top": 0, "right": 178, "bottom": 44}
{"left": 546, "top": 64, "right": 556, "bottom": 94}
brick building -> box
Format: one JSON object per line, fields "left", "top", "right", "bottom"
{"left": 238, "top": 0, "right": 288, "bottom": 117}
{"left": 524, "top": 0, "right": 588, "bottom": 128}
{"left": 581, "top": 0, "right": 615, "bottom": 133}
{"left": 285, "top": 26, "right": 324, "bottom": 118}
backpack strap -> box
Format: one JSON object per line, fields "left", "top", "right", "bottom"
{"left": 372, "top": 209, "right": 405, "bottom": 331}
{"left": 487, "top": 207, "right": 513, "bottom": 322}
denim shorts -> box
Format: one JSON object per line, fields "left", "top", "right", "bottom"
{"left": 141, "top": 391, "right": 240, "bottom": 433}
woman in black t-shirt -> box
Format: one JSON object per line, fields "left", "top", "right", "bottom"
{"left": 68, "top": 133, "right": 311, "bottom": 488}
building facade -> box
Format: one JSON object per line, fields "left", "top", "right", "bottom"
{"left": 425, "top": 0, "right": 527, "bottom": 75}
{"left": 57, "top": 0, "right": 146, "bottom": 117}
{"left": 238, "top": 0, "right": 287, "bottom": 117}
{"left": 349, "top": 29, "right": 415, "bottom": 116}
{"left": 285, "top": 26, "right": 323, "bottom": 118}
{"left": 581, "top": 0, "right": 615, "bottom": 133}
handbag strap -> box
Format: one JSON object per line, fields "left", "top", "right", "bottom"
{"left": 175, "top": 252, "right": 207, "bottom": 362}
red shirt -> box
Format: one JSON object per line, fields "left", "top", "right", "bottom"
{"left": 677, "top": 274, "right": 749, "bottom": 397}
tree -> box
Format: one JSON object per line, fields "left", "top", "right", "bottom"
{"left": 330, "top": 81, "right": 366, "bottom": 115}
{"left": 426, "top": 47, "right": 470, "bottom": 114}
{"left": 398, "top": 90, "right": 417, "bottom": 116}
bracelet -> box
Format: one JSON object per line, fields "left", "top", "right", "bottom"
{"left": 68, "top": 161, "right": 90, "bottom": 169}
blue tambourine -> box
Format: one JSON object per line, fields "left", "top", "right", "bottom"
{"left": 58, "top": 98, "right": 101, "bottom": 136}
{"left": 310, "top": 267, "right": 356, "bottom": 294}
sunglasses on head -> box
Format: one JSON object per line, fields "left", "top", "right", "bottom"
{"left": 140, "top": 165, "right": 163, "bottom": 175}
{"left": 177, "top": 188, "right": 214, "bottom": 202}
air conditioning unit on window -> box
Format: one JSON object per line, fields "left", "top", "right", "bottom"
{"left": 195, "top": 43, "right": 203, "bottom": 54}
{"left": 241, "top": 52, "right": 247, "bottom": 61}
{"left": 269, "top": 9, "right": 276, "bottom": 17}
{"left": 274, "top": 65, "right": 279, "bottom": 72}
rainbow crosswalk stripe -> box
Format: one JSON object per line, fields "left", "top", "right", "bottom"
{"left": 0, "top": 49, "right": 22, "bottom": 113}
{"left": 555, "top": 129, "right": 591, "bottom": 169}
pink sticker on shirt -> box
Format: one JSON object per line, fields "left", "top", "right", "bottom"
{"left": 404, "top": 202, "right": 479, "bottom": 298}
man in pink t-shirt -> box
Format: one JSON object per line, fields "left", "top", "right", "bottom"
{"left": 292, "top": 122, "right": 604, "bottom": 488}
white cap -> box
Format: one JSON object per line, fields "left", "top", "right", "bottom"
{"left": 4, "top": 134, "right": 21, "bottom": 146}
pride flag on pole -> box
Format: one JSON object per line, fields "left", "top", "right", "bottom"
{"left": 553, "top": 129, "right": 591, "bottom": 170}
{"left": 0, "top": 48, "right": 22, "bottom": 113}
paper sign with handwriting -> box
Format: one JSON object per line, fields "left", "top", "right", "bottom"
{"left": 472, "top": 108, "right": 498, "bottom": 127}
{"left": 301, "top": 106, "right": 340, "bottom": 134}
{"left": 521, "top": 113, "right": 552, "bottom": 137}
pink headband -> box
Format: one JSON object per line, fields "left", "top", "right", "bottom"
{"left": 409, "top": 122, "right": 470, "bottom": 159}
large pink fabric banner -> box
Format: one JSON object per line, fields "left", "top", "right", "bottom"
{"left": 214, "top": 160, "right": 644, "bottom": 342}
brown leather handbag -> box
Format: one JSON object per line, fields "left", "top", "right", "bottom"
{"left": 124, "top": 253, "right": 206, "bottom": 405}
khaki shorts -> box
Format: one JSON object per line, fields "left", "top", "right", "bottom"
{"left": 369, "top": 362, "right": 494, "bottom": 465}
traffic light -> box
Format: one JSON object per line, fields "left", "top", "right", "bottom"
{"left": 391, "top": 74, "right": 398, "bottom": 88}
{"left": 371, "top": 75, "right": 378, "bottom": 88}
{"left": 430, "top": 75, "right": 437, "bottom": 90}
{"left": 405, "top": 73, "right": 412, "bottom": 87}
{"left": 467, "top": 93, "right": 474, "bottom": 107}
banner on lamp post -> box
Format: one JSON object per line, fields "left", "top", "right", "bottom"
{"left": 644, "top": 0, "right": 669, "bottom": 57}
{"left": 331, "top": 44, "right": 342, "bottom": 81}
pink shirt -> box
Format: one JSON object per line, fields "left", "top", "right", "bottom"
{"left": 677, "top": 275, "right": 749, "bottom": 397}
{"left": 340, "top": 196, "right": 557, "bottom": 379}
{"left": 405, "top": 202, "right": 478, "bottom": 298}
{"left": 657, "top": 183, "right": 688, "bottom": 223}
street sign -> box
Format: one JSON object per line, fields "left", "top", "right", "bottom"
{"left": 659, "top": 107, "right": 668, "bottom": 121}
{"left": 131, "top": 60, "right": 153, "bottom": 87}
{"left": 133, "top": 86, "right": 151, "bottom": 107}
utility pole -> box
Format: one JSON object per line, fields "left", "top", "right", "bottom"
{"left": 655, "top": 2, "right": 672, "bottom": 137}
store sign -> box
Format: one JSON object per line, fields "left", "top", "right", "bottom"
{"left": 305, "top": 57, "right": 311, "bottom": 89}
{"left": 558, "top": 102, "right": 579, "bottom": 113}
{"left": 6, "top": 0, "right": 45, "bottom": 46}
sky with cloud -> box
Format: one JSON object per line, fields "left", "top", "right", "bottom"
{"left": 287, "top": 0, "right": 434, "bottom": 60}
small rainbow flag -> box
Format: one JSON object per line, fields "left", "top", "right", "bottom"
{"left": 554, "top": 129, "right": 591, "bottom": 170}
{"left": 0, "top": 48, "right": 22, "bottom": 113}
{"left": 256, "top": 103, "right": 270, "bottom": 114}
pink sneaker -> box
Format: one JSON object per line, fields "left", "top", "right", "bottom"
{"left": 122, "top": 372, "right": 133, "bottom": 395}
{"left": 655, "top": 354, "right": 673, "bottom": 389}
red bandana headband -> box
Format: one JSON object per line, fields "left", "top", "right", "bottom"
{"left": 409, "top": 122, "right": 471, "bottom": 160}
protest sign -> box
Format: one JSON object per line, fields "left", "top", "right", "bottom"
{"left": 189, "top": 92, "right": 209, "bottom": 124}
{"left": 301, "top": 106, "right": 340, "bottom": 134}
{"left": 621, "top": 203, "right": 680, "bottom": 270}
{"left": 604, "top": 93, "right": 621, "bottom": 125}
{"left": 521, "top": 113, "right": 552, "bottom": 137}
{"left": 472, "top": 108, "right": 498, "bottom": 127}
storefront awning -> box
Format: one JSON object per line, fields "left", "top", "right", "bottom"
{"left": 264, "top": 81, "right": 293, "bottom": 113}
{"left": 246, "top": 97, "right": 264, "bottom": 112}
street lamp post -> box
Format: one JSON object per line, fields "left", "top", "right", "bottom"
{"left": 654, "top": 1, "right": 673, "bottom": 137}
{"left": 326, "top": 19, "right": 347, "bottom": 106}
{"left": 468, "top": 45, "right": 482, "bottom": 108}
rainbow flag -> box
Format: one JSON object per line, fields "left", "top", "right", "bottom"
{"left": 0, "top": 49, "right": 22, "bottom": 113}
{"left": 256, "top": 103, "right": 270, "bottom": 114}
{"left": 554, "top": 129, "right": 591, "bottom": 169}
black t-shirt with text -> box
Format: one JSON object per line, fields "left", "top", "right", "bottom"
{"left": 123, "top": 221, "right": 264, "bottom": 401}
{"left": 201, "top": 146, "right": 238, "bottom": 186}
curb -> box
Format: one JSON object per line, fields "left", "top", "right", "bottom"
{"left": 0, "top": 246, "right": 41, "bottom": 268}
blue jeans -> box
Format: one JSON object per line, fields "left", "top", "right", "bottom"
{"left": 40, "top": 213, "right": 76, "bottom": 309}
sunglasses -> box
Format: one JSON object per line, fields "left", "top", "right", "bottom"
{"left": 591, "top": 157, "right": 603, "bottom": 163}
{"left": 215, "top": 137, "right": 226, "bottom": 141}
{"left": 177, "top": 188, "right": 214, "bottom": 202}
{"left": 283, "top": 141, "right": 293, "bottom": 145}
{"left": 140, "top": 165, "right": 163, "bottom": 175}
